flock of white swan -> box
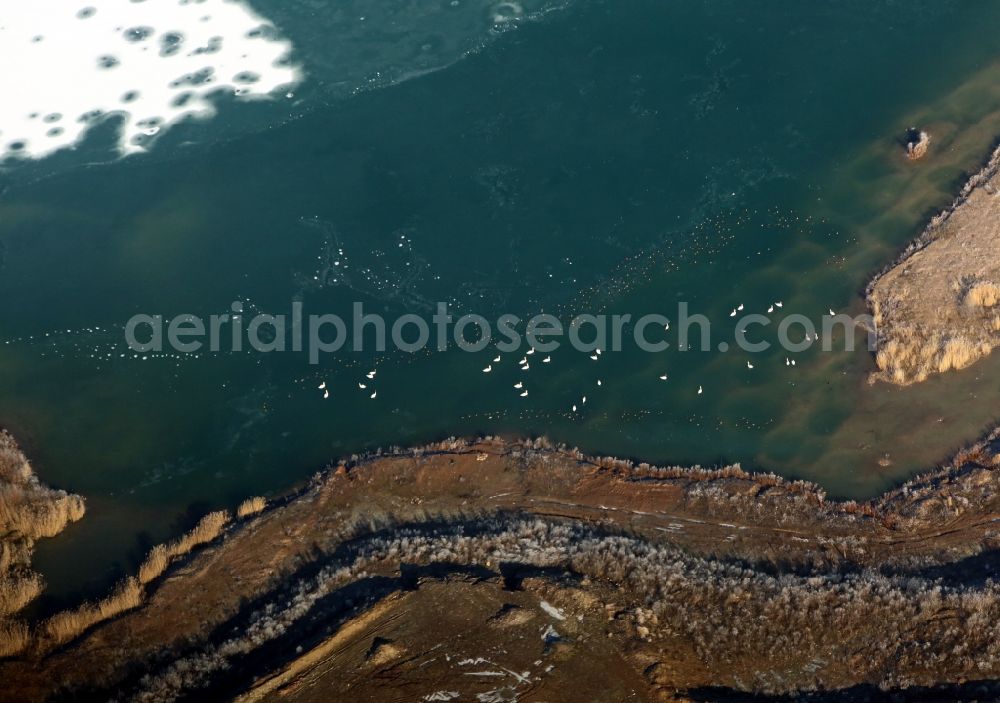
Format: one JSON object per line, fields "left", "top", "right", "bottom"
{"left": 314, "top": 302, "right": 837, "bottom": 410}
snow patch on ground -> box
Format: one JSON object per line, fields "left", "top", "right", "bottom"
{"left": 539, "top": 600, "right": 565, "bottom": 620}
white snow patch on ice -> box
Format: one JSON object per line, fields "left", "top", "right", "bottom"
{"left": 0, "top": 0, "right": 301, "bottom": 161}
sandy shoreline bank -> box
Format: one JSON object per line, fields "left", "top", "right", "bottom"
{"left": 868, "top": 142, "right": 1000, "bottom": 385}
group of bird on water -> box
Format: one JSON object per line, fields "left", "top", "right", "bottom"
{"left": 314, "top": 302, "right": 838, "bottom": 406}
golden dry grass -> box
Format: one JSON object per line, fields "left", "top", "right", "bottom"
{"left": 0, "top": 574, "right": 43, "bottom": 618}
{"left": 0, "top": 430, "right": 85, "bottom": 543}
{"left": 237, "top": 497, "right": 267, "bottom": 519}
{"left": 0, "top": 431, "right": 87, "bottom": 640}
{"left": 33, "top": 510, "right": 232, "bottom": 650}
{"left": 0, "top": 540, "right": 19, "bottom": 573}
{"left": 138, "top": 510, "right": 230, "bottom": 585}
{"left": 0, "top": 443, "right": 30, "bottom": 482}
{"left": 0, "top": 428, "right": 231, "bottom": 656}
{"left": 937, "top": 336, "right": 987, "bottom": 373}
{"left": 137, "top": 544, "right": 169, "bottom": 585}
{"left": 867, "top": 144, "right": 1000, "bottom": 386}
{"left": 42, "top": 577, "right": 143, "bottom": 647}
{"left": 967, "top": 281, "right": 1000, "bottom": 308}
{"left": 875, "top": 331, "right": 988, "bottom": 385}
{"left": 169, "top": 510, "right": 229, "bottom": 555}
{"left": 0, "top": 489, "right": 86, "bottom": 541}
{"left": 0, "top": 620, "right": 29, "bottom": 658}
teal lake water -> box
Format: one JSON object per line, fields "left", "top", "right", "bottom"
{"left": 4, "top": 0, "right": 1000, "bottom": 602}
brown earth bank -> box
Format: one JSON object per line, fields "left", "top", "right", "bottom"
{"left": 868, "top": 143, "right": 1000, "bottom": 385}
{"left": 5, "top": 434, "right": 1000, "bottom": 702}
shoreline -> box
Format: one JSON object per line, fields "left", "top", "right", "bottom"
{"left": 4, "top": 431, "right": 1000, "bottom": 699}
{"left": 867, "top": 140, "right": 1000, "bottom": 385}
{"left": 863, "top": 141, "right": 1000, "bottom": 301}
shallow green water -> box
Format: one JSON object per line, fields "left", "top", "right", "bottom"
{"left": 4, "top": 0, "right": 1000, "bottom": 601}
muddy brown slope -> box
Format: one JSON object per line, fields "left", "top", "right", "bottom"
{"left": 4, "top": 436, "right": 1000, "bottom": 701}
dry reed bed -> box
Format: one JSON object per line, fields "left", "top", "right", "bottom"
{"left": 136, "top": 510, "right": 231, "bottom": 585}
{"left": 967, "top": 281, "right": 1000, "bottom": 308}
{"left": 36, "top": 509, "right": 233, "bottom": 651}
{"left": 0, "top": 621, "right": 28, "bottom": 660}
{"left": 236, "top": 496, "right": 266, "bottom": 519}
{"left": 0, "top": 431, "right": 85, "bottom": 542}
{"left": 0, "top": 574, "right": 42, "bottom": 618}
{"left": 0, "top": 431, "right": 85, "bottom": 657}
{"left": 0, "top": 444, "right": 248, "bottom": 657}
{"left": 42, "top": 578, "right": 144, "bottom": 648}
{"left": 873, "top": 330, "right": 991, "bottom": 384}
{"left": 0, "top": 420, "right": 274, "bottom": 657}
{"left": 1, "top": 485, "right": 268, "bottom": 656}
